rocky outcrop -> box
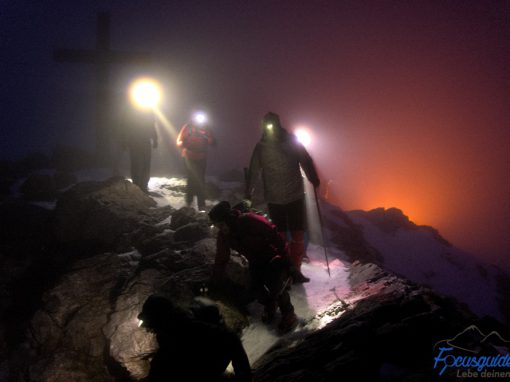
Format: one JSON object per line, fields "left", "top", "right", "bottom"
{"left": 2, "top": 178, "right": 250, "bottom": 381}
{"left": 53, "top": 178, "right": 163, "bottom": 250}
{"left": 3, "top": 177, "right": 508, "bottom": 382}
{"left": 322, "top": 202, "right": 382, "bottom": 264}
{"left": 253, "top": 262, "right": 487, "bottom": 381}
{"left": 0, "top": 200, "right": 55, "bottom": 368}
{"left": 19, "top": 239, "right": 250, "bottom": 382}
{"left": 350, "top": 207, "right": 450, "bottom": 246}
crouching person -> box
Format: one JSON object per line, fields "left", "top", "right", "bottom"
{"left": 209, "top": 201, "right": 298, "bottom": 333}
{"left": 138, "top": 295, "right": 252, "bottom": 381}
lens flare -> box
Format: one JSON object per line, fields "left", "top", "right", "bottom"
{"left": 129, "top": 77, "right": 162, "bottom": 110}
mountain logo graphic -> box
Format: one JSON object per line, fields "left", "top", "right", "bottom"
{"left": 434, "top": 324, "right": 510, "bottom": 354}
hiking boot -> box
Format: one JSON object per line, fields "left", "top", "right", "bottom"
{"left": 293, "top": 272, "right": 310, "bottom": 284}
{"left": 278, "top": 311, "right": 298, "bottom": 333}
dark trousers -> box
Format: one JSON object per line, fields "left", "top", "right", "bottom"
{"left": 184, "top": 157, "right": 207, "bottom": 209}
{"left": 129, "top": 142, "right": 152, "bottom": 192}
{"left": 267, "top": 198, "right": 306, "bottom": 232}
{"left": 268, "top": 198, "right": 307, "bottom": 271}
{"left": 250, "top": 257, "right": 294, "bottom": 315}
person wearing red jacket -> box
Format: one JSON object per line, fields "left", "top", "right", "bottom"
{"left": 209, "top": 201, "right": 298, "bottom": 334}
{"left": 176, "top": 118, "right": 215, "bottom": 210}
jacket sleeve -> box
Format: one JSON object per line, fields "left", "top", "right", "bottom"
{"left": 246, "top": 143, "right": 262, "bottom": 198}
{"left": 297, "top": 143, "right": 320, "bottom": 187}
{"left": 206, "top": 128, "right": 216, "bottom": 147}
{"left": 176, "top": 125, "right": 187, "bottom": 148}
{"left": 213, "top": 232, "right": 231, "bottom": 278}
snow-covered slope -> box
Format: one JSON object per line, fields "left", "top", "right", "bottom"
{"left": 346, "top": 207, "right": 506, "bottom": 321}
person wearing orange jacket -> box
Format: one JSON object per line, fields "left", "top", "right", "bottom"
{"left": 176, "top": 114, "right": 215, "bottom": 210}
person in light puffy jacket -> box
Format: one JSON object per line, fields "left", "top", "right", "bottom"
{"left": 246, "top": 112, "right": 320, "bottom": 283}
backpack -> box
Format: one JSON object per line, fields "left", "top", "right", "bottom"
{"left": 184, "top": 125, "right": 209, "bottom": 153}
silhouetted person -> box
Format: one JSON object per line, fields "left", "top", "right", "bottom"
{"left": 138, "top": 295, "right": 252, "bottom": 382}
{"left": 176, "top": 119, "right": 215, "bottom": 210}
{"left": 209, "top": 201, "right": 298, "bottom": 333}
{"left": 122, "top": 108, "right": 158, "bottom": 193}
{"left": 246, "top": 112, "right": 320, "bottom": 283}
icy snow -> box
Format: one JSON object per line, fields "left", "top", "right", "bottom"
{"left": 348, "top": 213, "right": 503, "bottom": 321}
{"left": 241, "top": 244, "right": 351, "bottom": 364}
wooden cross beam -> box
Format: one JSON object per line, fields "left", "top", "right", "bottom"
{"left": 54, "top": 12, "right": 152, "bottom": 163}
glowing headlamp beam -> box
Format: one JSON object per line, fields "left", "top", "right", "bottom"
{"left": 294, "top": 128, "right": 312, "bottom": 147}
{"left": 129, "top": 78, "right": 162, "bottom": 111}
{"left": 193, "top": 111, "right": 208, "bottom": 125}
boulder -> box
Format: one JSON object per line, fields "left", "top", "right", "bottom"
{"left": 53, "top": 178, "right": 157, "bottom": 249}
{"left": 169, "top": 206, "right": 199, "bottom": 230}
{"left": 18, "top": 236, "right": 251, "bottom": 381}
{"left": 174, "top": 222, "right": 212, "bottom": 243}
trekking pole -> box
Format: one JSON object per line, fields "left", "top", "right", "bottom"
{"left": 313, "top": 186, "right": 331, "bottom": 277}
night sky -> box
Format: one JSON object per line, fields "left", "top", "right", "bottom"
{"left": 2, "top": 1, "right": 509, "bottom": 268}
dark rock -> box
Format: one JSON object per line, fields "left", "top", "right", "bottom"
{"left": 53, "top": 178, "right": 156, "bottom": 249}
{"left": 54, "top": 171, "right": 78, "bottom": 190}
{"left": 20, "top": 173, "right": 57, "bottom": 201}
{"left": 0, "top": 200, "right": 55, "bottom": 367}
{"left": 134, "top": 228, "right": 175, "bottom": 256}
{"left": 169, "top": 206, "right": 199, "bottom": 230}
{"left": 350, "top": 207, "right": 450, "bottom": 246}
{"left": 254, "top": 262, "right": 478, "bottom": 382}
{"left": 13, "top": 232, "right": 251, "bottom": 381}
{"left": 174, "top": 222, "right": 212, "bottom": 243}
{"left": 322, "top": 202, "right": 382, "bottom": 264}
